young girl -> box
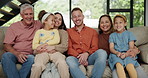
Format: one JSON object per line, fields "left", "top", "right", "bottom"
{"left": 30, "top": 12, "right": 62, "bottom": 78}
{"left": 32, "top": 12, "right": 60, "bottom": 53}
{"left": 108, "top": 14, "right": 140, "bottom": 78}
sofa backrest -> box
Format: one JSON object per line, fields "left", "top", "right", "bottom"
{"left": 128, "top": 26, "right": 148, "bottom": 46}
{"left": 0, "top": 26, "right": 148, "bottom": 60}
{"left": 0, "top": 27, "right": 7, "bottom": 60}
{"left": 95, "top": 26, "right": 148, "bottom": 47}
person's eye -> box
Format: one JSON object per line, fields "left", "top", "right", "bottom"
{"left": 106, "top": 21, "right": 109, "bottom": 23}
{"left": 24, "top": 13, "right": 28, "bottom": 15}
{"left": 55, "top": 17, "right": 58, "bottom": 19}
{"left": 30, "top": 13, "right": 33, "bottom": 15}
{"left": 100, "top": 22, "right": 104, "bottom": 24}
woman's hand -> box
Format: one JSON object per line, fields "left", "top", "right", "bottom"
{"left": 47, "top": 49, "right": 56, "bottom": 54}
{"left": 45, "top": 46, "right": 55, "bottom": 52}
{"left": 127, "top": 46, "right": 139, "bottom": 57}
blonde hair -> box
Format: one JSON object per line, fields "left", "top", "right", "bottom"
{"left": 113, "top": 14, "right": 127, "bottom": 23}
{"left": 20, "top": 3, "right": 33, "bottom": 14}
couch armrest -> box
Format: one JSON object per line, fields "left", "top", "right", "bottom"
{"left": 138, "top": 44, "right": 148, "bottom": 64}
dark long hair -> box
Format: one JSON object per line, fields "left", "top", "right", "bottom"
{"left": 54, "top": 12, "right": 67, "bottom": 30}
{"left": 38, "top": 10, "right": 47, "bottom": 21}
{"left": 98, "top": 14, "right": 114, "bottom": 34}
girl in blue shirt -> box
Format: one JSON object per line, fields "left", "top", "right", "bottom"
{"left": 109, "top": 14, "right": 139, "bottom": 78}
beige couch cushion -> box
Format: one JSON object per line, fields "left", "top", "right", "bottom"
{"left": 128, "top": 26, "right": 148, "bottom": 64}
{"left": 0, "top": 64, "right": 5, "bottom": 78}
{"left": 138, "top": 44, "right": 148, "bottom": 63}
{"left": 79, "top": 65, "right": 86, "bottom": 75}
{"left": 128, "top": 26, "right": 148, "bottom": 46}
{"left": 0, "top": 27, "right": 7, "bottom": 60}
{"left": 141, "top": 64, "right": 148, "bottom": 76}
{"left": 79, "top": 65, "right": 112, "bottom": 78}
{"left": 86, "top": 65, "right": 112, "bottom": 78}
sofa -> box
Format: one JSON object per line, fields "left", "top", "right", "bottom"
{"left": 0, "top": 26, "right": 148, "bottom": 78}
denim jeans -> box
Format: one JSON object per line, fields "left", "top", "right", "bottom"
{"left": 66, "top": 49, "right": 107, "bottom": 78}
{"left": 1, "top": 52, "right": 34, "bottom": 78}
{"left": 112, "top": 66, "right": 148, "bottom": 78}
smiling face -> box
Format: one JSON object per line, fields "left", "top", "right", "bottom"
{"left": 71, "top": 10, "right": 84, "bottom": 27}
{"left": 114, "top": 17, "right": 127, "bottom": 32}
{"left": 100, "top": 16, "right": 112, "bottom": 33}
{"left": 44, "top": 15, "right": 55, "bottom": 29}
{"left": 20, "top": 8, "right": 34, "bottom": 26}
{"left": 55, "top": 14, "right": 62, "bottom": 27}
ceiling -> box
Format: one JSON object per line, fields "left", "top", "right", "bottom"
{"left": 0, "top": 0, "right": 38, "bottom": 26}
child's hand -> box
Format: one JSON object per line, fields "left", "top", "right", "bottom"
{"left": 41, "top": 43, "right": 48, "bottom": 47}
{"left": 116, "top": 52, "right": 122, "bottom": 57}
{"left": 36, "top": 43, "right": 48, "bottom": 53}
{"left": 36, "top": 46, "right": 43, "bottom": 53}
{"left": 120, "top": 53, "right": 126, "bottom": 59}
{"left": 126, "top": 50, "right": 131, "bottom": 57}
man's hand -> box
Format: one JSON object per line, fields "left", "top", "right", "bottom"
{"left": 4, "top": 44, "right": 28, "bottom": 63}
{"left": 15, "top": 52, "right": 28, "bottom": 63}
{"left": 77, "top": 52, "right": 89, "bottom": 66}
{"left": 83, "top": 61, "right": 88, "bottom": 66}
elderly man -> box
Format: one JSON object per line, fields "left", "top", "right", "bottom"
{"left": 1, "top": 3, "right": 42, "bottom": 78}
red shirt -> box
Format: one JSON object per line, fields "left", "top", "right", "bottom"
{"left": 4, "top": 20, "right": 43, "bottom": 54}
{"left": 67, "top": 26, "right": 99, "bottom": 57}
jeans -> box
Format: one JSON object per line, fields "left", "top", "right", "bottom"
{"left": 66, "top": 49, "right": 107, "bottom": 78}
{"left": 112, "top": 66, "right": 148, "bottom": 78}
{"left": 1, "top": 52, "right": 34, "bottom": 78}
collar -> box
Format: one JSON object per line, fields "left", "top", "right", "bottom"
{"left": 20, "top": 20, "right": 35, "bottom": 29}
{"left": 72, "top": 24, "right": 87, "bottom": 32}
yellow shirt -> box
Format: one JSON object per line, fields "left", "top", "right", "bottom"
{"left": 32, "top": 29, "right": 60, "bottom": 50}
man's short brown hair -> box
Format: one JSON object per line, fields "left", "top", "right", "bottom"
{"left": 71, "top": 7, "right": 83, "bottom": 13}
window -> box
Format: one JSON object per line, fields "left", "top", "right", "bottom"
{"left": 133, "top": 0, "right": 144, "bottom": 27}
{"left": 71, "top": 0, "right": 107, "bottom": 28}
{"left": 2, "top": 0, "right": 145, "bottom": 28}
{"left": 110, "top": 0, "right": 130, "bottom": 9}
{"left": 34, "top": 0, "right": 70, "bottom": 28}
{"left": 108, "top": 0, "right": 144, "bottom": 28}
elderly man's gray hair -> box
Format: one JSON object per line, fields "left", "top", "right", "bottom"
{"left": 20, "top": 3, "right": 33, "bottom": 13}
